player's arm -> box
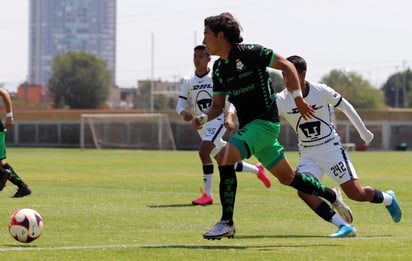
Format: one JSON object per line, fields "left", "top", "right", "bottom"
{"left": 225, "top": 102, "right": 236, "bottom": 131}
{"left": 336, "top": 98, "right": 374, "bottom": 144}
{"left": 0, "top": 88, "right": 14, "bottom": 128}
{"left": 176, "top": 80, "right": 193, "bottom": 121}
{"left": 271, "top": 54, "right": 314, "bottom": 120}
{"left": 192, "top": 93, "right": 225, "bottom": 130}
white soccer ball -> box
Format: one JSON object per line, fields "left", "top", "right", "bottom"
{"left": 9, "top": 208, "right": 44, "bottom": 243}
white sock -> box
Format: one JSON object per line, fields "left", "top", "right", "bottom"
{"left": 203, "top": 173, "right": 213, "bottom": 197}
{"left": 382, "top": 192, "right": 393, "bottom": 206}
{"left": 330, "top": 213, "right": 348, "bottom": 227}
{"left": 234, "top": 161, "right": 258, "bottom": 174}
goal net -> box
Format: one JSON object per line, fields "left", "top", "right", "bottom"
{"left": 80, "top": 113, "right": 176, "bottom": 150}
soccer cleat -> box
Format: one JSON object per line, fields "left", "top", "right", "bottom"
{"left": 0, "top": 168, "right": 11, "bottom": 191}
{"left": 329, "top": 225, "right": 357, "bottom": 238}
{"left": 385, "top": 190, "right": 402, "bottom": 223}
{"left": 332, "top": 187, "right": 353, "bottom": 224}
{"left": 256, "top": 163, "right": 271, "bottom": 188}
{"left": 12, "top": 186, "right": 32, "bottom": 198}
{"left": 192, "top": 193, "right": 213, "bottom": 205}
{"left": 203, "top": 220, "right": 235, "bottom": 240}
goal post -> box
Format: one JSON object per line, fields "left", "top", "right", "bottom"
{"left": 80, "top": 113, "right": 176, "bottom": 150}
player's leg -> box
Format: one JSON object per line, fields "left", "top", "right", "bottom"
{"left": 192, "top": 140, "right": 215, "bottom": 205}
{"left": 203, "top": 143, "right": 240, "bottom": 240}
{"left": 298, "top": 191, "right": 356, "bottom": 237}
{"left": 340, "top": 180, "right": 402, "bottom": 222}
{"left": 193, "top": 117, "right": 227, "bottom": 206}
{"left": 234, "top": 161, "right": 271, "bottom": 188}
{"left": 321, "top": 144, "right": 401, "bottom": 223}
{"left": 0, "top": 130, "right": 10, "bottom": 191}
{"left": 3, "top": 163, "right": 31, "bottom": 198}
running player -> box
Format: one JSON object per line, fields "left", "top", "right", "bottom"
{"left": 193, "top": 12, "right": 352, "bottom": 240}
{"left": 277, "top": 55, "right": 402, "bottom": 237}
{"left": 176, "top": 45, "right": 271, "bottom": 206}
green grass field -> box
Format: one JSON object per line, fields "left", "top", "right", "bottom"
{"left": 0, "top": 148, "right": 410, "bottom": 260}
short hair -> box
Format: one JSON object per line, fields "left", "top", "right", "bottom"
{"left": 194, "top": 45, "right": 210, "bottom": 57}
{"left": 287, "top": 55, "right": 307, "bottom": 74}
{"left": 204, "top": 12, "right": 243, "bottom": 44}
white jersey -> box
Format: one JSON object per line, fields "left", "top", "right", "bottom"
{"left": 277, "top": 81, "right": 360, "bottom": 184}
{"left": 176, "top": 70, "right": 214, "bottom": 116}
{"left": 277, "top": 81, "right": 342, "bottom": 151}
{"left": 176, "top": 69, "right": 226, "bottom": 156}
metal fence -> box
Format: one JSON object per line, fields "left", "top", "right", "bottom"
{"left": 5, "top": 120, "right": 411, "bottom": 151}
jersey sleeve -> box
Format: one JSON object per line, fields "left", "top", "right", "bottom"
{"left": 176, "top": 78, "right": 190, "bottom": 115}
{"left": 321, "top": 84, "right": 342, "bottom": 107}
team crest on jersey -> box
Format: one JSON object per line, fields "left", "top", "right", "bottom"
{"left": 236, "top": 59, "right": 245, "bottom": 72}
{"left": 196, "top": 90, "right": 213, "bottom": 113}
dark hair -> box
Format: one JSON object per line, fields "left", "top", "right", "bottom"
{"left": 204, "top": 12, "right": 243, "bottom": 44}
{"left": 286, "top": 55, "right": 307, "bottom": 74}
{"left": 194, "top": 45, "right": 211, "bottom": 57}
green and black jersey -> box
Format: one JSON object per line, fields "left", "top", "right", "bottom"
{"left": 212, "top": 43, "right": 280, "bottom": 128}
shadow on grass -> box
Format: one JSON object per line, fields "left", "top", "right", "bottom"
{"left": 146, "top": 204, "right": 195, "bottom": 208}
{"left": 141, "top": 242, "right": 339, "bottom": 250}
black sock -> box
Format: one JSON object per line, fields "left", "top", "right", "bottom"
{"left": 218, "top": 165, "right": 237, "bottom": 225}
{"left": 3, "top": 163, "right": 24, "bottom": 187}
{"left": 234, "top": 162, "right": 243, "bottom": 171}
{"left": 370, "top": 189, "right": 384, "bottom": 203}
{"left": 202, "top": 164, "right": 213, "bottom": 175}
{"left": 290, "top": 172, "right": 336, "bottom": 203}
{"left": 315, "top": 201, "right": 336, "bottom": 222}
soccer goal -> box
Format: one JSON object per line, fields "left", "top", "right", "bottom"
{"left": 80, "top": 113, "right": 176, "bottom": 150}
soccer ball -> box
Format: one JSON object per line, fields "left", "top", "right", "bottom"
{"left": 8, "top": 208, "right": 44, "bottom": 243}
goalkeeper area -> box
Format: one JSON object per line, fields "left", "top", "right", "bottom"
{"left": 80, "top": 113, "right": 176, "bottom": 150}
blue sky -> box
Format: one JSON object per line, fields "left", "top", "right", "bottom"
{"left": 0, "top": 0, "right": 411, "bottom": 91}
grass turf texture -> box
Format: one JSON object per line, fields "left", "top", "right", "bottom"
{"left": 0, "top": 148, "right": 410, "bottom": 260}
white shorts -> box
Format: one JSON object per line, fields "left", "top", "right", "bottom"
{"left": 296, "top": 142, "right": 358, "bottom": 185}
{"left": 197, "top": 113, "right": 227, "bottom": 157}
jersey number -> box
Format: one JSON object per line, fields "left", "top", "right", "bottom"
{"left": 330, "top": 162, "right": 347, "bottom": 178}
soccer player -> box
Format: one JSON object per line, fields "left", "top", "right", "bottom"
{"left": 0, "top": 88, "right": 32, "bottom": 197}
{"left": 176, "top": 45, "right": 271, "bottom": 206}
{"left": 193, "top": 12, "right": 352, "bottom": 240}
{"left": 276, "top": 55, "right": 402, "bottom": 237}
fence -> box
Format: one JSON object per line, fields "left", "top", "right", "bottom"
{"left": 4, "top": 120, "right": 411, "bottom": 151}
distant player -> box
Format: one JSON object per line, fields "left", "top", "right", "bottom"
{"left": 0, "top": 88, "right": 32, "bottom": 197}
{"left": 176, "top": 45, "right": 271, "bottom": 206}
{"left": 277, "top": 55, "right": 402, "bottom": 237}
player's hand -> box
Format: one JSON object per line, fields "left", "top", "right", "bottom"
{"left": 361, "top": 130, "right": 374, "bottom": 145}
{"left": 192, "top": 114, "right": 207, "bottom": 130}
{"left": 224, "top": 116, "right": 235, "bottom": 131}
{"left": 294, "top": 97, "right": 314, "bottom": 120}
{"left": 180, "top": 111, "right": 193, "bottom": 121}
{"left": 4, "top": 117, "right": 13, "bottom": 128}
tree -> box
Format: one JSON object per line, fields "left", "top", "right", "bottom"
{"left": 49, "top": 51, "right": 112, "bottom": 109}
{"left": 381, "top": 69, "right": 412, "bottom": 108}
{"left": 321, "top": 69, "right": 385, "bottom": 109}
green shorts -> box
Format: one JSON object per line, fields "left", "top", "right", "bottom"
{"left": 0, "top": 129, "right": 6, "bottom": 160}
{"left": 229, "top": 119, "right": 285, "bottom": 170}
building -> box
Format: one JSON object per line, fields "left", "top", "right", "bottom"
{"left": 29, "top": 0, "right": 116, "bottom": 87}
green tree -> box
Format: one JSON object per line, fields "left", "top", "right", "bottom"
{"left": 381, "top": 69, "right": 412, "bottom": 108}
{"left": 49, "top": 51, "right": 112, "bottom": 109}
{"left": 321, "top": 69, "right": 384, "bottom": 109}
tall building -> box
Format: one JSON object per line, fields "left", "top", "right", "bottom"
{"left": 29, "top": 0, "right": 116, "bottom": 87}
